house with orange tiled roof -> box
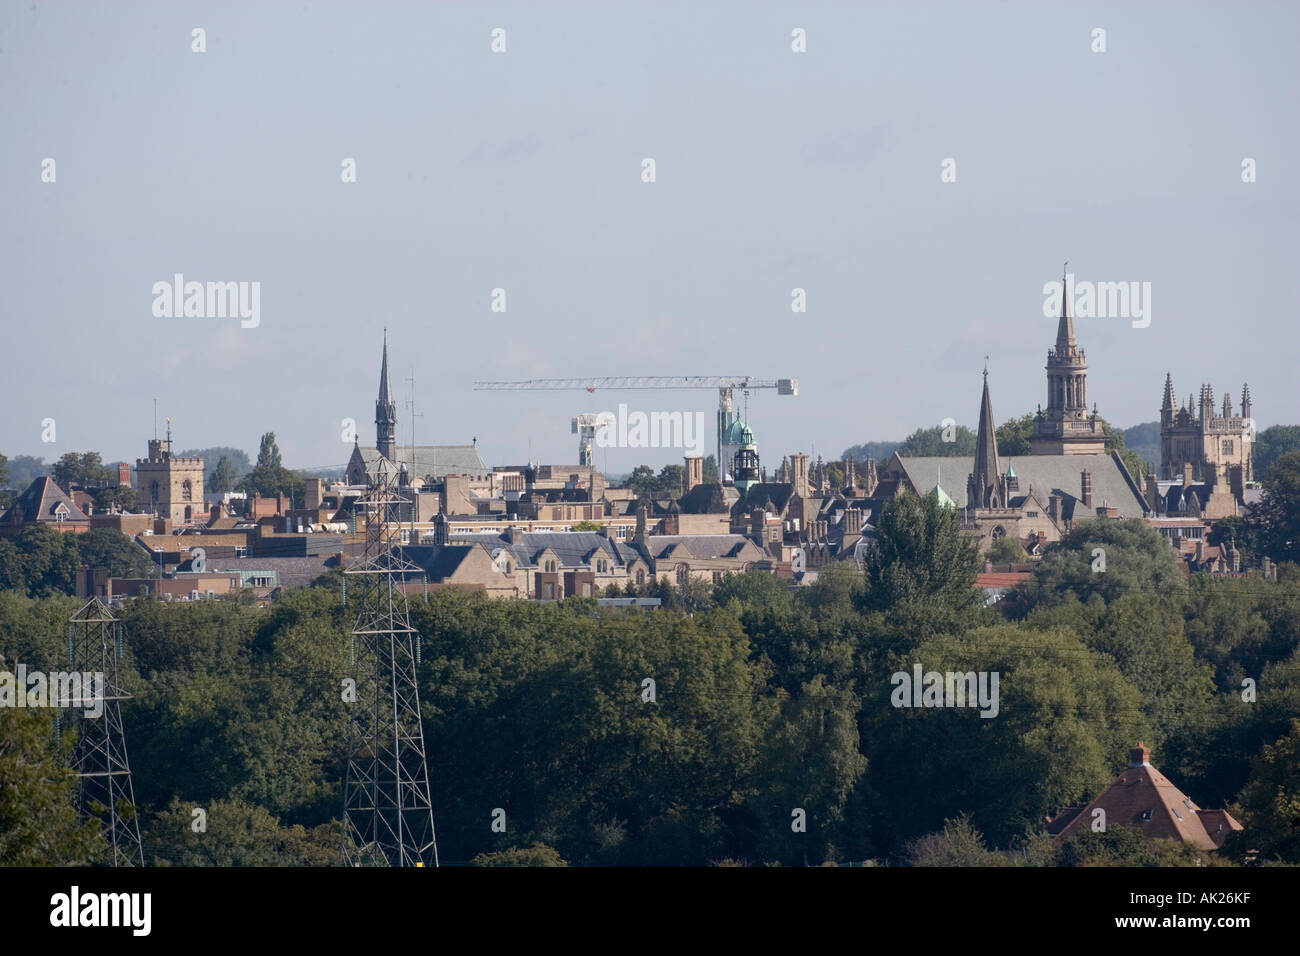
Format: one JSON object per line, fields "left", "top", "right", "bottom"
{"left": 1047, "top": 744, "right": 1242, "bottom": 850}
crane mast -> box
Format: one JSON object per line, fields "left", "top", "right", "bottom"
{"left": 477, "top": 376, "right": 798, "bottom": 479}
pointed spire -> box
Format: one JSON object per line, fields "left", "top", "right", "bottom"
{"left": 973, "top": 366, "right": 1001, "bottom": 500}
{"left": 378, "top": 327, "right": 393, "bottom": 407}
{"left": 1161, "top": 372, "right": 1175, "bottom": 410}
{"left": 1056, "top": 261, "right": 1075, "bottom": 351}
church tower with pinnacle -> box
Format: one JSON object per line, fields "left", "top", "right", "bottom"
{"left": 1030, "top": 266, "right": 1108, "bottom": 456}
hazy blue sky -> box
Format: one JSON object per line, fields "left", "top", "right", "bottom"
{"left": 3, "top": 1, "right": 1296, "bottom": 474}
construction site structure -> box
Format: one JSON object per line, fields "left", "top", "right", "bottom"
{"left": 477, "top": 375, "right": 797, "bottom": 480}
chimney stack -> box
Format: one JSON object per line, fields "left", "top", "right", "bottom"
{"left": 305, "top": 477, "right": 322, "bottom": 511}
{"left": 684, "top": 455, "right": 703, "bottom": 492}
{"left": 1080, "top": 470, "right": 1093, "bottom": 508}
{"left": 1128, "top": 744, "right": 1150, "bottom": 767}
{"left": 791, "top": 453, "right": 810, "bottom": 498}
{"left": 1182, "top": 462, "right": 1194, "bottom": 489}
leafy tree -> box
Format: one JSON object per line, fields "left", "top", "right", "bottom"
{"left": 1253, "top": 425, "right": 1300, "bottom": 481}
{"left": 996, "top": 415, "right": 1035, "bottom": 457}
{"left": 0, "top": 452, "right": 8, "bottom": 487}
{"left": 147, "top": 797, "right": 338, "bottom": 866}
{"left": 858, "top": 623, "right": 1147, "bottom": 852}
{"left": 0, "top": 525, "right": 81, "bottom": 596}
{"left": 658, "top": 464, "right": 686, "bottom": 496}
{"left": 1018, "top": 518, "right": 1183, "bottom": 608}
{"left": 986, "top": 535, "right": 1027, "bottom": 565}
{"left": 1207, "top": 515, "right": 1262, "bottom": 568}
{"left": 1249, "top": 450, "right": 1300, "bottom": 565}
{"left": 903, "top": 815, "right": 1008, "bottom": 867}
{"left": 5, "top": 455, "right": 49, "bottom": 489}
{"left": 570, "top": 520, "right": 602, "bottom": 532}
{"left": 1225, "top": 719, "right": 1300, "bottom": 864}
{"left": 861, "top": 491, "right": 982, "bottom": 613}
{"left": 178, "top": 446, "right": 253, "bottom": 477}
{"left": 702, "top": 455, "right": 719, "bottom": 484}
{"left": 76, "top": 529, "right": 153, "bottom": 578}
{"left": 626, "top": 465, "right": 658, "bottom": 497}
{"left": 238, "top": 433, "right": 304, "bottom": 506}
{"left": 713, "top": 569, "right": 791, "bottom": 611}
{"left": 51, "top": 451, "right": 113, "bottom": 489}
{"left": 842, "top": 441, "right": 900, "bottom": 464}
{"left": 208, "top": 456, "right": 239, "bottom": 495}
{"left": 472, "top": 842, "right": 568, "bottom": 866}
{"left": 93, "top": 484, "right": 139, "bottom": 514}
{"left": 0, "top": 705, "right": 106, "bottom": 865}
{"left": 896, "top": 425, "right": 977, "bottom": 457}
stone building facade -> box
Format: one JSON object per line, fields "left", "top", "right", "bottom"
{"left": 1159, "top": 375, "right": 1253, "bottom": 485}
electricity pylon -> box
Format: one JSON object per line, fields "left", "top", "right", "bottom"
{"left": 64, "top": 598, "right": 144, "bottom": 866}
{"left": 341, "top": 460, "right": 438, "bottom": 866}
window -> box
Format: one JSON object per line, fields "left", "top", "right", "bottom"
{"left": 712, "top": 571, "right": 723, "bottom": 584}
{"left": 1026, "top": 511, "right": 1038, "bottom": 518}
{"left": 1222, "top": 439, "right": 1234, "bottom": 455}
{"left": 676, "top": 565, "right": 689, "bottom": 585}
{"left": 1141, "top": 809, "right": 1152, "bottom": 822}
{"left": 182, "top": 479, "right": 193, "bottom": 502}
{"left": 636, "top": 570, "right": 645, "bottom": 585}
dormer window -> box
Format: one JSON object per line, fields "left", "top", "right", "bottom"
{"left": 1141, "top": 809, "right": 1152, "bottom": 822}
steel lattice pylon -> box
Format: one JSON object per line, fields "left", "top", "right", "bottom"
{"left": 341, "top": 461, "right": 438, "bottom": 866}
{"left": 64, "top": 598, "right": 144, "bottom": 867}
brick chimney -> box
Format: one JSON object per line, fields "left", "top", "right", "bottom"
{"left": 507, "top": 526, "right": 525, "bottom": 545}
{"left": 1128, "top": 743, "right": 1150, "bottom": 767}
{"left": 844, "top": 507, "right": 862, "bottom": 535}
{"left": 305, "top": 477, "right": 322, "bottom": 510}
{"left": 684, "top": 456, "right": 703, "bottom": 492}
{"left": 1080, "top": 470, "right": 1093, "bottom": 508}
{"left": 1182, "top": 462, "right": 1194, "bottom": 489}
{"left": 1048, "top": 493, "right": 1061, "bottom": 523}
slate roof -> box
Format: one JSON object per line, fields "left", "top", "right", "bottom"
{"left": 678, "top": 482, "right": 740, "bottom": 514}
{"left": 402, "top": 544, "right": 481, "bottom": 580}
{"left": 1, "top": 477, "right": 90, "bottom": 526}
{"left": 896, "top": 452, "right": 1148, "bottom": 520}
{"left": 449, "top": 531, "right": 641, "bottom": 569}
{"left": 1049, "top": 745, "right": 1243, "bottom": 850}
{"left": 356, "top": 444, "right": 489, "bottom": 481}
{"left": 639, "top": 534, "right": 762, "bottom": 561}
{"left": 209, "top": 555, "right": 339, "bottom": 589}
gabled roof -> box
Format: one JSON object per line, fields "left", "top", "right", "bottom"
{"left": 1, "top": 476, "right": 90, "bottom": 526}
{"left": 447, "top": 531, "right": 638, "bottom": 571}
{"left": 639, "top": 534, "right": 764, "bottom": 561}
{"left": 1050, "top": 745, "right": 1243, "bottom": 850}
{"left": 678, "top": 482, "right": 739, "bottom": 514}
{"left": 403, "top": 543, "right": 484, "bottom": 580}
{"left": 895, "top": 453, "right": 1148, "bottom": 520}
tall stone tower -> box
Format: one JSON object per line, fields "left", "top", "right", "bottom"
{"left": 375, "top": 330, "right": 397, "bottom": 462}
{"left": 1030, "top": 273, "right": 1107, "bottom": 456}
{"left": 1160, "top": 375, "right": 1254, "bottom": 484}
{"left": 135, "top": 422, "right": 204, "bottom": 525}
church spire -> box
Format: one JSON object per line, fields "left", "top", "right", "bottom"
{"left": 1161, "top": 372, "right": 1175, "bottom": 411}
{"left": 375, "top": 329, "right": 397, "bottom": 462}
{"left": 969, "top": 365, "right": 1003, "bottom": 510}
{"left": 1056, "top": 261, "right": 1075, "bottom": 351}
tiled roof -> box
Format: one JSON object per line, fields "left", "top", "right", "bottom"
{"left": 1, "top": 477, "right": 90, "bottom": 526}
{"left": 1050, "top": 745, "right": 1243, "bottom": 850}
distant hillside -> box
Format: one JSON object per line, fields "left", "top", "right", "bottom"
{"left": 178, "top": 446, "right": 253, "bottom": 475}
{"left": 1115, "top": 422, "right": 1160, "bottom": 471}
